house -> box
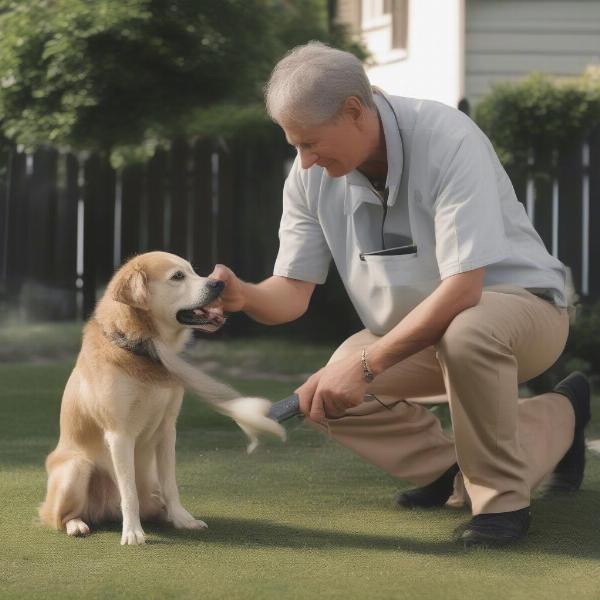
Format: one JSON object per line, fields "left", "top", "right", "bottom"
{"left": 335, "top": 0, "right": 600, "bottom": 109}
{"left": 335, "top": 0, "right": 600, "bottom": 298}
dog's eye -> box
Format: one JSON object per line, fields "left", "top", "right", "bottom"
{"left": 170, "top": 271, "right": 185, "bottom": 281}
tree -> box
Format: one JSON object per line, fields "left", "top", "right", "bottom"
{"left": 0, "top": 0, "right": 364, "bottom": 156}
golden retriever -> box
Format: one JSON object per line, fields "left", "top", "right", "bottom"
{"left": 39, "top": 251, "right": 284, "bottom": 545}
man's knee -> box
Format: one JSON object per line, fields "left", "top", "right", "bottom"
{"left": 328, "top": 329, "right": 380, "bottom": 365}
{"left": 436, "top": 306, "right": 494, "bottom": 367}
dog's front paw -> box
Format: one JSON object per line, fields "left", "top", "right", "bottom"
{"left": 167, "top": 506, "right": 208, "bottom": 530}
{"left": 121, "top": 523, "right": 146, "bottom": 545}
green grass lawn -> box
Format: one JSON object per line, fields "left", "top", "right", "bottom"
{"left": 1, "top": 351, "right": 599, "bottom": 599}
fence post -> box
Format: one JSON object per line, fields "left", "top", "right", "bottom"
{"left": 588, "top": 127, "right": 600, "bottom": 296}
{"left": 530, "top": 145, "right": 555, "bottom": 254}
{"left": 230, "top": 138, "right": 258, "bottom": 281}
{"left": 168, "top": 138, "right": 190, "bottom": 258}
{"left": 505, "top": 159, "right": 528, "bottom": 211}
{"left": 82, "top": 154, "right": 115, "bottom": 319}
{"left": 216, "top": 143, "right": 234, "bottom": 269}
{"left": 28, "top": 150, "right": 58, "bottom": 298}
{"left": 121, "top": 163, "right": 145, "bottom": 261}
{"left": 0, "top": 147, "right": 13, "bottom": 299}
{"left": 52, "top": 152, "right": 78, "bottom": 318}
{"left": 146, "top": 149, "right": 167, "bottom": 251}
{"left": 5, "top": 152, "right": 29, "bottom": 304}
{"left": 557, "top": 139, "right": 584, "bottom": 291}
{"left": 191, "top": 139, "right": 214, "bottom": 275}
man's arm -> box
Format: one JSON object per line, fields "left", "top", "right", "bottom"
{"left": 209, "top": 264, "right": 315, "bottom": 325}
{"left": 241, "top": 276, "right": 315, "bottom": 325}
{"left": 367, "top": 267, "right": 485, "bottom": 375}
{"left": 296, "top": 268, "right": 485, "bottom": 421}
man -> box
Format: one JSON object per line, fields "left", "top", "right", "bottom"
{"left": 210, "top": 42, "right": 591, "bottom": 548}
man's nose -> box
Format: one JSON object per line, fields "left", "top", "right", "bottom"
{"left": 299, "top": 148, "right": 318, "bottom": 170}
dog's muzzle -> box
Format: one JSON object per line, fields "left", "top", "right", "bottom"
{"left": 176, "top": 280, "right": 226, "bottom": 332}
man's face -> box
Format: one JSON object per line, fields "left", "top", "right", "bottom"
{"left": 281, "top": 111, "right": 369, "bottom": 178}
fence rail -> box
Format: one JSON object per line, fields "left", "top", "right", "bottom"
{"left": 1, "top": 131, "right": 599, "bottom": 337}
{"left": 0, "top": 136, "right": 295, "bottom": 323}
{"left": 505, "top": 129, "right": 600, "bottom": 299}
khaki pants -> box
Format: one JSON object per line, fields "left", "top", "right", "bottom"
{"left": 313, "top": 286, "right": 574, "bottom": 515}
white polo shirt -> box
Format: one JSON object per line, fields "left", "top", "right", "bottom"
{"left": 273, "top": 90, "right": 567, "bottom": 334}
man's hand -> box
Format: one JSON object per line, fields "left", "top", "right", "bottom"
{"left": 208, "top": 264, "right": 247, "bottom": 313}
{"left": 295, "top": 353, "right": 368, "bottom": 422}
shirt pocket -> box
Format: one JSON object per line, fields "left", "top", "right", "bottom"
{"left": 360, "top": 252, "right": 436, "bottom": 288}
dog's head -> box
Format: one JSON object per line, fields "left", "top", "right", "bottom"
{"left": 111, "top": 252, "right": 226, "bottom": 333}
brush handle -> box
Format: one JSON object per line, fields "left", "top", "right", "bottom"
{"left": 267, "top": 393, "right": 302, "bottom": 423}
{"left": 267, "top": 392, "right": 381, "bottom": 423}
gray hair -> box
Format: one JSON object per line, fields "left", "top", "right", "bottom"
{"left": 264, "top": 41, "right": 375, "bottom": 126}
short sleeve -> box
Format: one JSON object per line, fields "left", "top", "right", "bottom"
{"left": 273, "top": 158, "right": 331, "bottom": 284}
{"left": 433, "top": 133, "right": 509, "bottom": 279}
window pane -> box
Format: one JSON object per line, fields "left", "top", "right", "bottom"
{"left": 391, "top": 0, "right": 408, "bottom": 49}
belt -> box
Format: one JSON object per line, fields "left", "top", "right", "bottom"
{"left": 528, "top": 290, "right": 556, "bottom": 305}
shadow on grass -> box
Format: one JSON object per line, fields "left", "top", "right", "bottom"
{"left": 87, "top": 490, "right": 600, "bottom": 561}
{"left": 93, "top": 515, "right": 459, "bottom": 556}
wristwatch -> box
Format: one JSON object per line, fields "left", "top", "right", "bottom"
{"left": 361, "top": 348, "right": 375, "bottom": 383}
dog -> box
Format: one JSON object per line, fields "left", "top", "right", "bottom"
{"left": 39, "top": 251, "right": 285, "bottom": 545}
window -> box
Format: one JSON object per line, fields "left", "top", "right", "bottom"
{"left": 361, "top": 0, "right": 389, "bottom": 26}
{"left": 360, "top": 0, "right": 409, "bottom": 55}
{"left": 390, "top": 0, "right": 408, "bottom": 50}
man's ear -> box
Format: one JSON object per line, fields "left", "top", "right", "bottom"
{"left": 341, "top": 96, "right": 364, "bottom": 124}
{"left": 112, "top": 265, "right": 149, "bottom": 309}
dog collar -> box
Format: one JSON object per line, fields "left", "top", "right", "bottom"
{"left": 98, "top": 322, "right": 160, "bottom": 363}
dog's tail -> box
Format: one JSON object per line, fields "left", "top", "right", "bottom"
{"left": 153, "top": 340, "right": 286, "bottom": 453}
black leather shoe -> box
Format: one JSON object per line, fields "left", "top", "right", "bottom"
{"left": 544, "top": 372, "right": 591, "bottom": 493}
{"left": 395, "top": 463, "right": 459, "bottom": 509}
{"left": 454, "top": 507, "right": 531, "bottom": 548}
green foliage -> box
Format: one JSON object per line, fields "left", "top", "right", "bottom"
{"left": 0, "top": 0, "right": 276, "bottom": 150}
{"left": 475, "top": 68, "right": 600, "bottom": 165}
{"left": 0, "top": 0, "right": 365, "bottom": 161}
{"left": 568, "top": 301, "right": 600, "bottom": 376}
{"left": 530, "top": 301, "right": 600, "bottom": 392}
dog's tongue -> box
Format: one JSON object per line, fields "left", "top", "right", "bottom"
{"left": 193, "top": 299, "right": 224, "bottom": 324}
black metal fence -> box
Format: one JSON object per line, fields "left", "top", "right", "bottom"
{"left": 0, "top": 136, "right": 291, "bottom": 317}
{"left": 1, "top": 129, "right": 599, "bottom": 339}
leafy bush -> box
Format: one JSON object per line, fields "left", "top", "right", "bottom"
{"left": 0, "top": 0, "right": 365, "bottom": 162}
{"left": 475, "top": 71, "right": 600, "bottom": 389}
{"left": 529, "top": 301, "right": 600, "bottom": 392}
{"left": 475, "top": 68, "right": 600, "bottom": 165}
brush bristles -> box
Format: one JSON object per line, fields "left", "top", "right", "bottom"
{"left": 153, "top": 340, "right": 286, "bottom": 452}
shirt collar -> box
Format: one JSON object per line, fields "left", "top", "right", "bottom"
{"left": 345, "top": 89, "right": 404, "bottom": 214}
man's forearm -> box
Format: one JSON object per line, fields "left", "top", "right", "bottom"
{"left": 367, "top": 269, "right": 485, "bottom": 375}
{"left": 241, "top": 276, "right": 315, "bottom": 325}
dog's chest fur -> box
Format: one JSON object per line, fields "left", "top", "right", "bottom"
{"left": 122, "top": 382, "right": 183, "bottom": 442}
{"left": 76, "top": 361, "right": 184, "bottom": 443}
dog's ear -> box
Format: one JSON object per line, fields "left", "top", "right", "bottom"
{"left": 113, "top": 264, "right": 149, "bottom": 309}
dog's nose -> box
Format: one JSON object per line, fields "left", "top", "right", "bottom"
{"left": 207, "top": 279, "right": 225, "bottom": 291}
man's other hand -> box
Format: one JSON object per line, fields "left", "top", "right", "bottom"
{"left": 295, "top": 354, "right": 368, "bottom": 422}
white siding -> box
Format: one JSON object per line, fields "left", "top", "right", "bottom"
{"left": 336, "top": 0, "right": 464, "bottom": 107}
{"left": 364, "top": 0, "right": 464, "bottom": 107}
{"left": 465, "top": 0, "right": 600, "bottom": 105}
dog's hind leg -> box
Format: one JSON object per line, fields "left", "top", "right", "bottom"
{"left": 135, "top": 449, "right": 166, "bottom": 522}
{"left": 65, "top": 518, "right": 91, "bottom": 537}
{"left": 85, "top": 468, "right": 121, "bottom": 525}
{"left": 39, "top": 452, "right": 93, "bottom": 535}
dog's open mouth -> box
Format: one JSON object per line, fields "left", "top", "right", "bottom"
{"left": 176, "top": 300, "right": 225, "bottom": 333}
